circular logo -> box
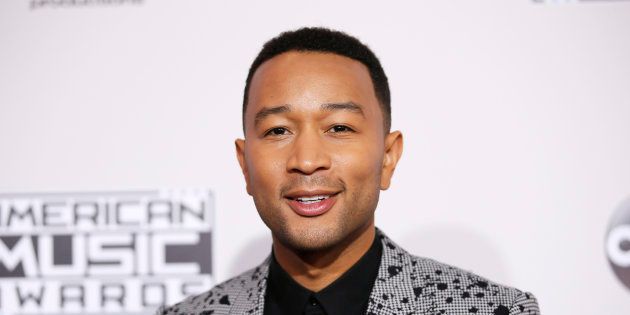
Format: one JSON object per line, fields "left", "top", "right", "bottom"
{"left": 606, "top": 196, "right": 630, "bottom": 291}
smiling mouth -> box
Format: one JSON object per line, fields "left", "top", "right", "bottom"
{"left": 284, "top": 192, "right": 340, "bottom": 217}
{"left": 288, "top": 195, "right": 333, "bottom": 204}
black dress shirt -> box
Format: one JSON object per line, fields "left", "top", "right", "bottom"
{"left": 263, "top": 233, "right": 383, "bottom": 315}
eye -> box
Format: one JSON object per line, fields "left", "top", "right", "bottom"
{"left": 328, "top": 125, "right": 354, "bottom": 133}
{"left": 264, "top": 127, "right": 289, "bottom": 137}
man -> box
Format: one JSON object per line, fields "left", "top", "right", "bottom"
{"left": 158, "top": 27, "right": 540, "bottom": 315}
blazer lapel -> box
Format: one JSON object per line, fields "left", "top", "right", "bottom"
{"left": 228, "top": 257, "right": 270, "bottom": 315}
{"left": 229, "top": 231, "right": 434, "bottom": 315}
{"left": 366, "top": 231, "right": 432, "bottom": 314}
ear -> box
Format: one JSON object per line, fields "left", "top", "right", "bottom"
{"left": 235, "top": 138, "right": 252, "bottom": 195}
{"left": 380, "top": 131, "right": 403, "bottom": 190}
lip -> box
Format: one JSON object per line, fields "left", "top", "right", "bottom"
{"left": 284, "top": 189, "right": 341, "bottom": 217}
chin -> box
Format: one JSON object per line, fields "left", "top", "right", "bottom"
{"left": 275, "top": 224, "right": 346, "bottom": 252}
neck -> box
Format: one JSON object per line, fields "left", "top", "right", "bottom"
{"left": 271, "top": 220, "right": 376, "bottom": 292}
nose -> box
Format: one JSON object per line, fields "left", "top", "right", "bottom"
{"left": 286, "top": 129, "right": 331, "bottom": 175}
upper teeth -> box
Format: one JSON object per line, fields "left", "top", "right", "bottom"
{"left": 296, "top": 195, "right": 329, "bottom": 203}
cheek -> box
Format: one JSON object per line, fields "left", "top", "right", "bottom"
{"left": 334, "top": 141, "right": 383, "bottom": 184}
{"left": 246, "top": 146, "right": 286, "bottom": 194}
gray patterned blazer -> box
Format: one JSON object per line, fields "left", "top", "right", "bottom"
{"left": 157, "top": 230, "right": 540, "bottom": 315}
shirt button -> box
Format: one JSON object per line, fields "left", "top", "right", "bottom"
{"left": 309, "top": 297, "right": 318, "bottom": 306}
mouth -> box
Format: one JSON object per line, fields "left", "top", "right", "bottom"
{"left": 284, "top": 191, "right": 341, "bottom": 217}
{"left": 287, "top": 194, "right": 334, "bottom": 203}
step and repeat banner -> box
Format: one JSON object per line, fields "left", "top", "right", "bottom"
{"left": 0, "top": 190, "right": 213, "bottom": 314}
{"left": 1, "top": 0, "right": 630, "bottom": 314}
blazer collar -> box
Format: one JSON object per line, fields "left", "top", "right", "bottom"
{"left": 232, "top": 228, "right": 428, "bottom": 315}
{"left": 230, "top": 260, "right": 270, "bottom": 315}
{"left": 366, "top": 229, "right": 431, "bottom": 314}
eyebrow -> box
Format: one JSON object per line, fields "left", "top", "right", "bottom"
{"left": 254, "top": 105, "right": 291, "bottom": 126}
{"left": 253, "top": 101, "right": 365, "bottom": 127}
{"left": 321, "top": 102, "right": 365, "bottom": 117}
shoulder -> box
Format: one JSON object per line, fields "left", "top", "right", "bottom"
{"left": 375, "top": 232, "right": 539, "bottom": 314}
{"left": 407, "top": 253, "right": 540, "bottom": 314}
{"left": 155, "top": 263, "right": 268, "bottom": 315}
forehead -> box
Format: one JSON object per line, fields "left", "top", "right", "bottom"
{"left": 246, "top": 51, "right": 379, "bottom": 116}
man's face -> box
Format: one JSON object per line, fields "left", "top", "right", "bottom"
{"left": 236, "top": 51, "right": 402, "bottom": 251}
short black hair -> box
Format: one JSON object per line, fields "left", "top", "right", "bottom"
{"left": 242, "top": 27, "right": 391, "bottom": 133}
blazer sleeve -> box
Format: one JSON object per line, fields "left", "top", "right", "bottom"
{"left": 509, "top": 291, "right": 540, "bottom": 315}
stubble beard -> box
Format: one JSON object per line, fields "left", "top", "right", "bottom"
{"left": 254, "top": 188, "right": 380, "bottom": 253}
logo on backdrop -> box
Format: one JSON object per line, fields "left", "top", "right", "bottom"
{"left": 0, "top": 189, "right": 214, "bottom": 315}
{"left": 606, "top": 196, "right": 630, "bottom": 292}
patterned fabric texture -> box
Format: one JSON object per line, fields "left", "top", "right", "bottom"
{"left": 156, "top": 230, "right": 540, "bottom": 315}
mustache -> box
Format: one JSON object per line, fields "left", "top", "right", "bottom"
{"left": 280, "top": 175, "right": 345, "bottom": 195}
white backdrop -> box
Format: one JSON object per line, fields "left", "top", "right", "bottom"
{"left": 1, "top": 0, "right": 630, "bottom": 314}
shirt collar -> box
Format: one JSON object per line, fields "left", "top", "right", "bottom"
{"left": 265, "top": 230, "right": 383, "bottom": 315}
